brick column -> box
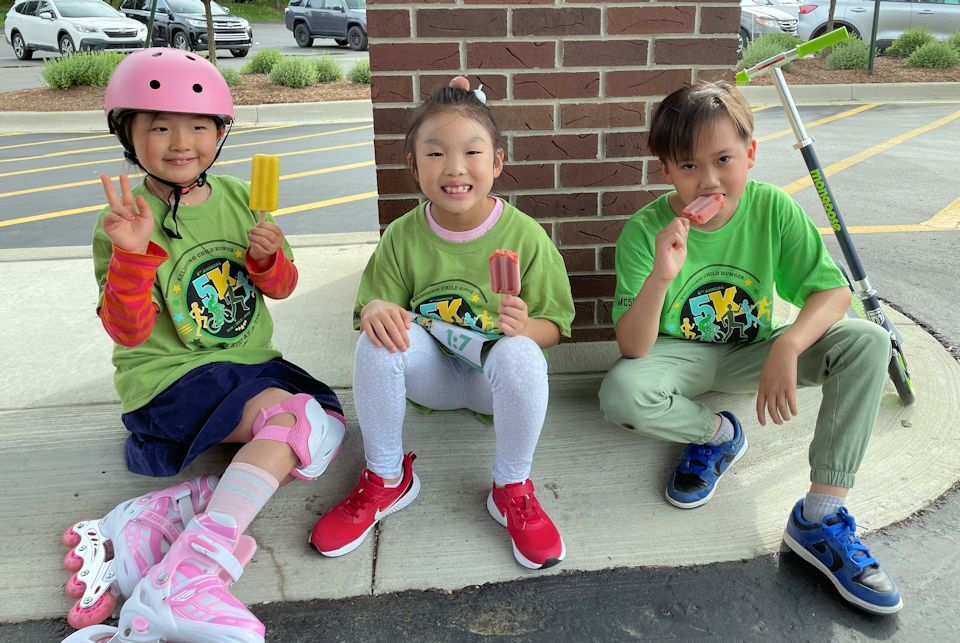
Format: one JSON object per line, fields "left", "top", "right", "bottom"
{"left": 367, "top": 1, "right": 739, "bottom": 343}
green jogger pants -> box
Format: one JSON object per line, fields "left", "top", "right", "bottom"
{"left": 598, "top": 318, "right": 890, "bottom": 488}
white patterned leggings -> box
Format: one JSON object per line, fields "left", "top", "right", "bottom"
{"left": 353, "top": 323, "right": 549, "bottom": 485}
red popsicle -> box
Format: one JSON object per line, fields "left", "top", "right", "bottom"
{"left": 489, "top": 249, "right": 521, "bottom": 295}
{"left": 682, "top": 194, "right": 725, "bottom": 224}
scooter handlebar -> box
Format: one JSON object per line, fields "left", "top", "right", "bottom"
{"left": 736, "top": 27, "right": 849, "bottom": 85}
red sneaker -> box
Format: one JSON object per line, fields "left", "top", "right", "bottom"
{"left": 309, "top": 452, "right": 420, "bottom": 557}
{"left": 487, "top": 480, "right": 565, "bottom": 570}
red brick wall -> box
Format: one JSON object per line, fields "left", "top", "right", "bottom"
{"left": 367, "top": 1, "right": 739, "bottom": 342}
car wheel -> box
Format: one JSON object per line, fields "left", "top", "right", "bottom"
{"left": 11, "top": 32, "right": 33, "bottom": 61}
{"left": 294, "top": 22, "right": 313, "bottom": 48}
{"left": 58, "top": 33, "right": 76, "bottom": 56}
{"left": 230, "top": 48, "right": 248, "bottom": 57}
{"left": 335, "top": 38, "right": 348, "bottom": 47}
{"left": 738, "top": 28, "right": 749, "bottom": 59}
{"left": 172, "top": 30, "right": 191, "bottom": 51}
{"left": 815, "top": 24, "right": 860, "bottom": 40}
{"left": 347, "top": 25, "right": 366, "bottom": 51}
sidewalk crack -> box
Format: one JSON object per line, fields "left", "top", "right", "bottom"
{"left": 370, "top": 522, "right": 382, "bottom": 596}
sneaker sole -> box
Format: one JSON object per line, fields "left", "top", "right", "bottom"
{"left": 665, "top": 435, "right": 749, "bottom": 510}
{"left": 782, "top": 529, "right": 903, "bottom": 615}
{"left": 486, "top": 492, "right": 566, "bottom": 570}
{"left": 311, "top": 472, "right": 421, "bottom": 558}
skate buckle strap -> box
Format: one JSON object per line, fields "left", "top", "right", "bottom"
{"left": 176, "top": 486, "right": 197, "bottom": 526}
{"left": 192, "top": 535, "right": 245, "bottom": 583}
{"left": 136, "top": 509, "right": 181, "bottom": 545}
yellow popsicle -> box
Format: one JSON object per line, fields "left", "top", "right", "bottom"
{"left": 249, "top": 154, "right": 280, "bottom": 219}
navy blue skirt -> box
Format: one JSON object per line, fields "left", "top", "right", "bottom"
{"left": 121, "top": 358, "right": 343, "bottom": 477}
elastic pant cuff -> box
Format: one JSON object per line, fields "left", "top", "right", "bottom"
{"left": 810, "top": 467, "right": 855, "bottom": 489}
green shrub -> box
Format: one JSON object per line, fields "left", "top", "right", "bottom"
{"left": 42, "top": 51, "right": 125, "bottom": 90}
{"left": 219, "top": 67, "right": 242, "bottom": 88}
{"left": 269, "top": 57, "right": 315, "bottom": 88}
{"left": 888, "top": 26, "right": 934, "bottom": 58}
{"left": 826, "top": 38, "right": 871, "bottom": 70}
{"left": 313, "top": 55, "right": 343, "bottom": 83}
{"left": 241, "top": 47, "right": 282, "bottom": 74}
{"left": 740, "top": 33, "right": 803, "bottom": 71}
{"left": 947, "top": 32, "right": 960, "bottom": 55}
{"left": 906, "top": 41, "right": 959, "bottom": 68}
{"left": 347, "top": 58, "right": 370, "bottom": 84}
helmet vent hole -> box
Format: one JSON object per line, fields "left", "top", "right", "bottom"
{"left": 149, "top": 80, "right": 161, "bottom": 90}
{"left": 151, "top": 52, "right": 162, "bottom": 57}
{"left": 186, "top": 54, "right": 196, "bottom": 61}
{"left": 193, "top": 84, "right": 203, "bottom": 93}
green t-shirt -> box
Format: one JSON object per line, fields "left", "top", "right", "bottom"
{"left": 612, "top": 180, "right": 847, "bottom": 343}
{"left": 93, "top": 174, "right": 294, "bottom": 412}
{"left": 355, "top": 200, "right": 574, "bottom": 339}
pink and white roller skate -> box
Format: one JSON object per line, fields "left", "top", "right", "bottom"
{"left": 61, "top": 475, "right": 218, "bottom": 629}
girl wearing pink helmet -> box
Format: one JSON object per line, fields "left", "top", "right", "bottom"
{"left": 63, "top": 49, "right": 346, "bottom": 643}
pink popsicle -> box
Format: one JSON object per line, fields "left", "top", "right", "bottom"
{"left": 682, "top": 194, "right": 725, "bottom": 224}
{"left": 489, "top": 249, "right": 521, "bottom": 295}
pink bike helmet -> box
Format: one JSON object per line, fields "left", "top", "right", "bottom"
{"left": 104, "top": 47, "right": 235, "bottom": 133}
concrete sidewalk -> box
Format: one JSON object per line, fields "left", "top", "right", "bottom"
{"left": 1, "top": 232, "right": 958, "bottom": 626}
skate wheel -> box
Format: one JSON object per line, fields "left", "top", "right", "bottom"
{"left": 63, "top": 549, "right": 83, "bottom": 572}
{"left": 67, "top": 591, "right": 116, "bottom": 629}
{"left": 65, "top": 572, "right": 87, "bottom": 599}
{"left": 62, "top": 524, "right": 82, "bottom": 548}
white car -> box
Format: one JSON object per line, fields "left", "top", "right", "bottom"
{"left": 740, "top": 0, "right": 799, "bottom": 56}
{"left": 4, "top": 0, "right": 146, "bottom": 60}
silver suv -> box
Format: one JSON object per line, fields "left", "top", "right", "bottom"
{"left": 798, "top": 0, "right": 960, "bottom": 48}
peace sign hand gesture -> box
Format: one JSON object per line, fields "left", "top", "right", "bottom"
{"left": 100, "top": 173, "right": 154, "bottom": 255}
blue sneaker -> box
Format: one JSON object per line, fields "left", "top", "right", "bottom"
{"left": 783, "top": 500, "right": 902, "bottom": 614}
{"left": 665, "top": 411, "right": 748, "bottom": 509}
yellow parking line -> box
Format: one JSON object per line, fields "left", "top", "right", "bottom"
{"left": 0, "top": 142, "right": 373, "bottom": 199}
{"left": 812, "top": 198, "right": 960, "bottom": 234}
{"left": 783, "top": 109, "right": 960, "bottom": 195}
{"left": 922, "top": 196, "right": 960, "bottom": 230}
{"left": 0, "top": 123, "right": 359, "bottom": 164}
{"left": 0, "top": 125, "right": 372, "bottom": 179}
{"left": 758, "top": 104, "right": 880, "bottom": 143}
{"left": 0, "top": 124, "right": 293, "bottom": 152}
{"left": 0, "top": 160, "right": 377, "bottom": 228}
{"left": 274, "top": 191, "right": 378, "bottom": 216}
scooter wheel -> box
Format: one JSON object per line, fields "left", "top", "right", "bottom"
{"left": 888, "top": 346, "right": 915, "bottom": 406}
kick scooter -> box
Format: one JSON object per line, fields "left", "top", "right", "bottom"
{"left": 737, "top": 27, "right": 915, "bottom": 404}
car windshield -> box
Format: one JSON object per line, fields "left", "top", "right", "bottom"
{"left": 344, "top": 0, "right": 364, "bottom": 9}
{"left": 166, "top": 0, "right": 225, "bottom": 15}
{"left": 55, "top": 0, "right": 123, "bottom": 18}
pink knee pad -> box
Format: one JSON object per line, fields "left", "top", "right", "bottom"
{"left": 250, "top": 393, "right": 347, "bottom": 481}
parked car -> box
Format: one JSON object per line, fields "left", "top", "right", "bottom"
{"left": 285, "top": 0, "right": 367, "bottom": 51}
{"left": 753, "top": 0, "right": 802, "bottom": 20}
{"left": 4, "top": 0, "right": 146, "bottom": 60}
{"left": 798, "top": 0, "right": 960, "bottom": 49}
{"left": 740, "top": 0, "right": 800, "bottom": 56}
{"left": 119, "top": 0, "right": 252, "bottom": 58}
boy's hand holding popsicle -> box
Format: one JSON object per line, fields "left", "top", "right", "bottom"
{"left": 489, "top": 249, "right": 528, "bottom": 337}
{"left": 247, "top": 154, "right": 285, "bottom": 270}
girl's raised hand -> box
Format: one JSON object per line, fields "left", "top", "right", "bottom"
{"left": 248, "top": 222, "right": 286, "bottom": 271}
{"left": 497, "top": 295, "right": 529, "bottom": 337}
{"left": 100, "top": 173, "right": 154, "bottom": 255}
{"left": 360, "top": 299, "right": 411, "bottom": 353}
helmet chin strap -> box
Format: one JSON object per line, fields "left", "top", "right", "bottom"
{"left": 121, "top": 121, "right": 233, "bottom": 240}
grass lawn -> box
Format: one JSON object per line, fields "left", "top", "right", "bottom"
{"left": 219, "top": 0, "right": 285, "bottom": 23}
{"left": 1, "top": 0, "right": 13, "bottom": 30}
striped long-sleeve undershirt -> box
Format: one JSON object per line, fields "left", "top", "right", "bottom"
{"left": 99, "top": 245, "right": 297, "bottom": 347}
